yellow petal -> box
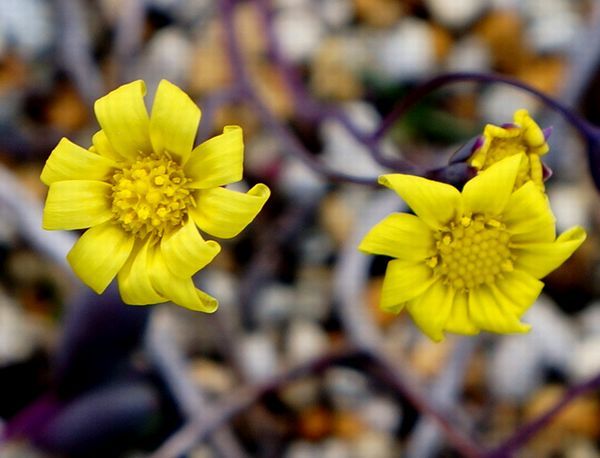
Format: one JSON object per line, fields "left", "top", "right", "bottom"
{"left": 161, "top": 218, "right": 221, "bottom": 278}
{"left": 380, "top": 259, "right": 436, "bottom": 313}
{"left": 149, "top": 80, "right": 201, "bottom": 164}
{"left": 504, "top": 181, "right": 555, "bottom": 243}
{"left": 149, "top": 248, "right": 218, "bottom": 312}
{"left": 406, "top": 280, "right": 454, "bottom": 342}
{"left": 378, "top": 174, "right": 461, "bottom": 230}
{"left": 91, "top": 130, "right": 124, "bottom": 161}
{"left": 94, "top": 80, "right": 151, "bottom": 159}
{"left": 117, "top": 240, "right": 165, "bottom": 305}
{"left": 43, "top": 180, "right": 113, "bottom": 230}
{"left": 41, "top": 138, "right": 116, "bottom": 185}
{"left": 185, "top": 126, "right": 244, "bottom": 189}
{"left": 190, "top": 183, "right": 270, "bottom": 239}
{"left": 444, "top": 291, "right": 479, "bottom": 335}
{"left": 67, "top": 222, "right": 134, "bottom": 294}
{"left": 513, "top": 226, "right": 587, "bottom": 278}
{"left": 468, "top": 285, "right": 531, "bottom": 334}
{"left": 358, "top": 213, "right": 435, "bottom": 261}
{"left": 514, "top": 109, "right": 549, "bottom": 155}
{"left": 493, "top": 269, "right": 543, "bottom": 316}
{"left": 462, "top": 154, "right": 522, "bottom": 216}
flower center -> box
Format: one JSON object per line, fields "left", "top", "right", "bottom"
{"left": 427, "top": 215, "right": 514, "bottom": 292}
{"left": 110, "top": 153, "right": 194, "bottom": 239}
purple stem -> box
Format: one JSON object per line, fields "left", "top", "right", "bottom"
{"left": 219, "top": 0, "right": 391, "bottom": 185}
{"left": 149, "top": 346, "right": 370, "bottom": 458}
{"left": 486, "top": 370, "right": 600, "bottom": 457}
{"left": 252, "top": 0, "right": 415, "bottom": 172}
{"left": 373, "top": 72, "right": 599, "bottom": 143}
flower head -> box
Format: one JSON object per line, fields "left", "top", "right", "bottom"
{"left": 469, "top": 109, "right": 549, "bottom": 190}
{"left": 41, "top": 80, "right": 270, "bottom": 311}
{"left": 359, "top": 154, "right": 585, "bottom": 341}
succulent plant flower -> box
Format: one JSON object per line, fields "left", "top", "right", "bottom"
{"left": 41, "top": 80, "right": 270, "bottom": 311}
{"left": 469, "top": 109, "right": 550, "bottom": 190}
{"left": 359, "top": 154, "right": 585, "bottom": 341}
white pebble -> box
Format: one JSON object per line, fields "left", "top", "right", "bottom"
{"left": 254, "top": 283, "right": 294, "bottom": 328}
{"left": 569, "top": 336, "right": 600, "bottom": 382}
{"left": 324, "top": 367, "right": 369, "bottom": 410}
{"left": 425, "top": 0, "right": 488, "bottom": 29}
{"left": 374, "top": 19, "right": 436, "bottom": 82}
{"left": 445, "top": 37, "right": 491, "bottom": 73}
{"left": 273, "top": 8, "right": 324, "bottom": 62}
{"left": 0, "top": 292, "right": 35, "bottom": 364}
{"left": 286, "top": 320, "right": 329, "bottom": 365}
{"left": 359, "top": 396, "right": 402, "bottom": 433}
{"left": 318, "top": 0, "right": 354, "bottom": 29}
{"left": 238, "top": 332, "right": 279, "bottom": 383}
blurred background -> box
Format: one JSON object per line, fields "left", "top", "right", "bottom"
{"left": 1, "top": 0, "right": 600, "bottom": 457}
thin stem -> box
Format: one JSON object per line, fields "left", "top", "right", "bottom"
{"left": 219, "top": 0, "right": 386, "bottom": 185}
{"left": 252, "top": 0, "right": 415, "bottom": 172}
{"left": 367, "top": 350, "right": 485, "bottom": 458}
{"left": 486, "top": 370, "right": 600, "bottom": 457}
{"left": 373, "top": 72, "right": 599, "bottom": 143}
{"left": 148, "top": 346, "right": 369, "bottom": 458}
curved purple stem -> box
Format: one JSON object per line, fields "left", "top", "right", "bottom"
{"left": 487, "top": 371, "right": 600, "bottom": 457}
{"left": 373, "top": 72, "right": 599, "bottom": 142}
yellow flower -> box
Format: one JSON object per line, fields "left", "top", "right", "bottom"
{"left": 359, "top": 154, "right": 585, "bottom": 341}
{"left": 469, "top": 109, "right": 549, "bottom": 190}
{"left": 41, "top": 80, "right": 270, "bottom": 312}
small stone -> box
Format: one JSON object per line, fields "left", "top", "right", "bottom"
{"left": 284, "top": 441, "right": 319, "bottom": 458}
{"left": 354, "top": 0, "right": 404, "bottom": 28}
{"left": 324, "top": 367, "right": 369, "bottom": 410}
{"left": 569, "top": 335, "right": 600, "bottom": 382}
{"left": 190, "top": 444, "right": 216, "bottom": 458}
{"left": 425, "top": 0, "right": 488, "bottom": 29}
{"left": 286, "top": 320, "right": 329, "bottom": 365}
{"left": 353, "top": 431, "right": 397, "bottom": 458}
{"left": 293, "top": 266, "right": 333, "bottom": 322}
{"left": 319, "top": 192, "right": 356, "bottom": 247}
{"left": 0, "top": 0, "right": 54, "bottom": 58}
{"left": 234, "top": 2, "right": 267, "bottom": 57}
{"left": 318, "top": 0, "right": 354, "bottom": 29}
{"left": 297, "top": 406, "right": 333, "bottom": 441}
{"left": 333, "top": 411, "right": 365, "bottom": 439}
{"left": 474, "top": 10, "right": 531, "bottom": 73}
{"left": 359, "top": 396, "right": 402, "bottom": 433}
{"left": 0, "top": 290, "right": 36, "bottom": 364}
{"left": 430, "top": 24, "right": 454, "bottom": 62}
{"left": 311, "top": 36, "right": 365, "bottom": 101}
{"left": 277, "top": 156, "right": 328, "bottom": 203}
{"left": 254, "top": 282, "right": 294, "bottom": 328}
{"left": 189, "top": 359, "right": 235, "bottom": 397}
{"left": 516, "top": 56, "right": 566, "bottom": 95}
{"left": 409, "top": 337, "right": 453, "bottom": 379}
{"left": 130, "top": 28, "right": 193, "bottom": 92}
{"left": 527, "top": 10, "right": 581, "bottom": 54}
{"left": 238, "top": 332, "right": 280, "bottom": 383}
{"left": 546, "top": 183, "right": 591, "bottom": 233}
{"left": 279, "top": 377, "right": 321, "bottom": 411}
{"left": 321, "top": 438, "right": 352, "bottom": 458}
{"left": 374, "top": 19, "right": 437, "bottom": 82}
{"left": 445, "top": 37, "right": 492, "bottom": 73}
{"left": 577, "top": 303, "right": 600, "bottom": 336}
{"left": 273, "top": 7, "right": 324, "bottom": 63}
